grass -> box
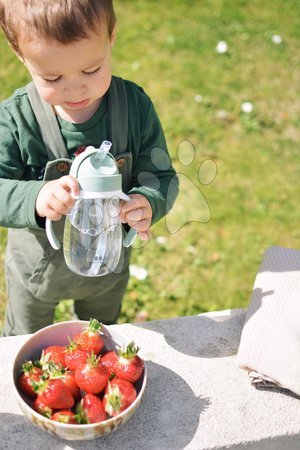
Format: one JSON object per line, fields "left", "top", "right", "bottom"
{"left": 0, "top": 0, "right": 300, "bottom": 331}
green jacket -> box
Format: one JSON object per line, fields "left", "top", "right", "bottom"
{"left": 0, "top": 78, "right": 178, "bottom": 230}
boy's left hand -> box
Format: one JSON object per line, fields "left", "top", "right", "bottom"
{"left": 120, "top": 194, "right": 152, "bottom": 241}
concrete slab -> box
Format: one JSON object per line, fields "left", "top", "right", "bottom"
{"left": 1, "top": 309, "right": 300, "bottom": 449}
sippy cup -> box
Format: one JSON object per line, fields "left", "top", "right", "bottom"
{"left": 46, "top": 141, "right": 137, "bottom": 277}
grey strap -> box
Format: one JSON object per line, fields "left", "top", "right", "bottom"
{"left": 107, "top": 76, "right": 128, "bottom": 156}
{"left": 26, "top": 82, "right": 69, "bottom": 160}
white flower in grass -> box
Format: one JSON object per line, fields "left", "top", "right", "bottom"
{"left": 194, "top": 94, "right": 203, "bottom": 103}
{"left": 241, "top": 101, "right": 254, "bottom": 114}
{"left": 272, "top": 34, "right": 282, "bottom": 44}
{"left": 216, "top": 110, "right": 228, "bottom": 120}
{"left": 135, "top": 310, "right": 149, "bottom": 322}
{"left": 156, "top": 236, "right": 167, "bottom": 245}
{"left": 216, "top": 41, "right": 228, "bottom": 54}
{"left": 129, "top": 264, "right": 148, "bottom": 280}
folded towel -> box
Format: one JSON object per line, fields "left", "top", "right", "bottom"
{"left": 237, "top": 246, "right": 300, "bottom": 396}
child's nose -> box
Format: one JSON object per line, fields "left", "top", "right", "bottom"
{"left": 64, "top": 80, "right": 87, "bottom": 97}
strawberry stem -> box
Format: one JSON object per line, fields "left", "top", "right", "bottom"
{"left": 105, "top": 382, "right": 121, "bottom": 415}
{"left": 47, "top": 365, "right": 66, "bottom": 379}
{"left": 65, "top": 339, "right": 79, "bottom": 351}
{"left": 87, "top": 351, "right": 99, "bottom": 368}
{"left": 76, "top": 400, "right": 88, "bottom": 424}
{"left": 106, "top": 393, "right": 121, "bottom": 415}
{"left": 87, "top": 318, "right": 102, "bottom": 333}
{"left": 118, "top": 341, "right": 140, "bottom": 359}
{"left": 21, "top": 360, "right": 35, "bottom": 373}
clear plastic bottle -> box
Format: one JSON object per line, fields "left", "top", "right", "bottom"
{"left": 46, "top": 141, "right": 137, "bottom": 276}
{"left": 63, "top": 197, "right": 123, "bottom": 277}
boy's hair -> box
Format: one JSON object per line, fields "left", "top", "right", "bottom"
{"left": 0, "top": 0, "right": 116, "bottom": 55}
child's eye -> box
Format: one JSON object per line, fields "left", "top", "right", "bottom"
{"left": 43, "top": 76, "right": 61, "bottom": 84}
{"left": 82, "top": 66, "right": 102, "bottom": 76}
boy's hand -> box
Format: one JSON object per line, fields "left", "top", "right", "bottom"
{"left": 120, "top": 194, "right": 152, "bottom": 241}
{"left": 36, "top": 175, "right": 80, "bottom": 220}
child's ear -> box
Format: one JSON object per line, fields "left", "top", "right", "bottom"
{"left": 110, "top": 25, "right": 117, "bottom": 49}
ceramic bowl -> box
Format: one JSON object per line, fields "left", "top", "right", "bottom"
{"left": 13, "top": 320, "right": 147, "bottom": 441}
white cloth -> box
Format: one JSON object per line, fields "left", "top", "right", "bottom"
{"left": 237, "top": 246, "right": 300, "bottom": 396}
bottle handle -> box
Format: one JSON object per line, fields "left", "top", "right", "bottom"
{"left": 123, "top": 226, "right": 138, "bottom": 248}
{"left": 46, "top": 218, "right": 61, "bottom": 250}
{"left": 119, "top": 193, "right": 138, "bottom": 248}
{"left": 46, "top": 192, "right": 79, "bottom": 250}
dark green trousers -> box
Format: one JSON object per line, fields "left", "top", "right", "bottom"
{"left": 3, "top": 224, "right": 130, "bottom": 336}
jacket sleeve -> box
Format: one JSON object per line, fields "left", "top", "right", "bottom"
{"left": 0, "top": 105, "right": 45, "bottom": 229}
{"left": 128, "top": 101, "right": 179, "bottom": 225}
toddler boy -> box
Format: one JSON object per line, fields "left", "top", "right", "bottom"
{"left": 0, "top": 0, "right": 178, "bottom": 335}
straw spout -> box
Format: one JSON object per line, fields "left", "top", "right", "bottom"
{"left": 95, "top": 140, "right": 112, "bottom": 162}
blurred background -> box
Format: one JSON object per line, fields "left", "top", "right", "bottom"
{"left": 0, "top": 0, "right": 300, "bottom": 331}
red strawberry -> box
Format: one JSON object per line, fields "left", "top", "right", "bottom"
{"left": 35, "top": 378, "right": 74, "bottom": 409}
{"left": 61, "top": 370, "right": 81, "bottom": 401}
{"left": 41, "top": 363, "right": 81, "bottom": 402}
{"left": 74, "top": 353, "right": 109, "bottom": 394}
{"left": 103, "top": 378, "right": 137, "bottom": 417}
{"left": 100, "top": 350, "right": 118, "bottom": 379}
{"left": 33, "top": 396, "right": 53, "bottom": 418}
{"left": 64, "top": 340, "right": 89, "bottom": 371}
{"left": 42, "top": 346, "right": 66, "bottom": 368}
{"left": 52, "top": 409, "right": 78, "bottom": 424}
{"left": 74, "top": 318, "right": 104, "bottom": 355}
{"left": 114, "top": 342, "right": 144, "bottom": 383}
{"left": 18, "top": 360, "right": 44, "bottom": 399}
{"left": 77, "top": 394, "right": 106, "bottom": 424}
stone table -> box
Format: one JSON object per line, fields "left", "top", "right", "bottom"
{"left": 1, "top": 309, "right": 300, "bottom": 450}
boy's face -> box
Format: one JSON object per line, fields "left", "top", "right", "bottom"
{"left": 18, "top": 25, "right": 116, "bottom": 123}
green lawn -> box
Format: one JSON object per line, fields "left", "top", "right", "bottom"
{"left": 0, "top": 0, "right": 300, "bottom": 330}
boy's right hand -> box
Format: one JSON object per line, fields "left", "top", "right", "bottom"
{"left": 35, "top": 175, "right": 80, "bottom": 221}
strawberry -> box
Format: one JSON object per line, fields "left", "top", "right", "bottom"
{"left": 74, "top": 352, "right": 109, "bottom": 394}
{"left": 33, "top": 396, "right": 53, "bottom": 418}
{"left": 77, "top": 394, "right": 106, "bottom": 424}
{"left": 103, "top": 378, "right": 137, "bottom": 417}
{"left": 74, "top": 318, "right": 104, "bottom": 355}
{"left": 41, "top": 363, "right": 81, "bottom": 402}
{"left": 100, "top": 350, "right": 118, "bottom": 379}
{"left": 34, "top": 378, "right": 74, "bottom": 409}
{"left": 52, "top": 410, "right": 78, "bottom": 424}
{"left": 18, "top": 360, "right": 44, "bottom": 399}
{"left": 42, "top": 346, "right": 66, "bottom": 368}
{"left": 61, "top": 370, "right": 81, "bottom": 401}
{"left": 114, "top": 341, "right": 144, "bottom": 383}
{"left": 64, "top": 340, "right": 89, "bottom": 372}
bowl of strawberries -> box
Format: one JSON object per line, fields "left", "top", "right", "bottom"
{"left": 13, "top": 319, "right": 147, "bottom": 440}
